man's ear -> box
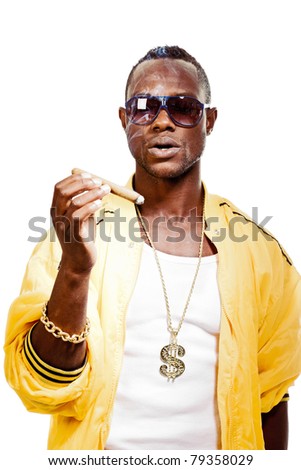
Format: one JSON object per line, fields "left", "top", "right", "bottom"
{"left": 119, "top": 107, "right": 127, "bottom": 130}
{"left": 206, "top": 107, "right": 218, "bottom": 135}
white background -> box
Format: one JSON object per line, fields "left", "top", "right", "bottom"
{"left": 0, "top": 0, "right": 300, "bottom": 460}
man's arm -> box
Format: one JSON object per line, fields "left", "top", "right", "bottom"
{"left": 31, "top": 173, "right": 111, "bottom": 371}
{"left": 261, "top": 401, "right": 288, "bottom": 449}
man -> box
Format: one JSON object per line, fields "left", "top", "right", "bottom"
{"left": 4, "top": 46, "right": 301, "bottom": 450}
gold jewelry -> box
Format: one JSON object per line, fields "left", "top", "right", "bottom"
{"left": 40, "top": 302, "right": 90, "bottom": 344}
{"left": 135, "top": 196, "right": 205, "bottom": 381}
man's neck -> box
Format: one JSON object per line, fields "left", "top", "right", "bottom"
{"left": 134, "top": 166, "right": 203, "bottom": 218}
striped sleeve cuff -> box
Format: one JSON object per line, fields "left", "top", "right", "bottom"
{"left": 22, "top": 325, "right": 87, "bottom": 385}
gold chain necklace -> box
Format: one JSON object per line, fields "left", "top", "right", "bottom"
{"left": 135, "top": 197, "right": 205, "bottom": 381}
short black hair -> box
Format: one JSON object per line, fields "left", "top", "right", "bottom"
{"left": 125, "top": 45, "right": 211, "bottom": 104}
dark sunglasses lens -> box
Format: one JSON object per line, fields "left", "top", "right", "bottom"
{"left": 167, "top": 97, "right": 202, "bottom": 126}
{"left": 126, "top": 97, "right": 160, "bottom": 124}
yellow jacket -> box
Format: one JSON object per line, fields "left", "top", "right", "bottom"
{"left": 4, "top": 183, "right": 301, "bottom": 450}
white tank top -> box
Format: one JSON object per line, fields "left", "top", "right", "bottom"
{"left": 106, "top": 243, "right": 221, "bottom": 450}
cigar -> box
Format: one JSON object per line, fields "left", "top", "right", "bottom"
{"left": 71, "top": 168, "right": 145, "bottom": 205}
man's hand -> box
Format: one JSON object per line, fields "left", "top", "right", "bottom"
{"left": 51, "top": 172, "right": 111, "bottom": 274}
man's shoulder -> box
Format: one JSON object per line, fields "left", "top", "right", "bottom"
{"left": 206, "top": 190, "right": 293, "bottom": 267}
{"left": 206, "top": 190, "right": 251, "bottom": 221}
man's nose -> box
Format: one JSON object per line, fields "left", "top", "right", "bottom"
{"left": 151, "top": 107, "right": 176, "bottom": 131}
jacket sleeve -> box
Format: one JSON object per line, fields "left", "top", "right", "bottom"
{"left": 258, "top": 250, "right": 301, "bottom": 413}
{"left": 3, "top": 230, "right": 103, "bottom": 420}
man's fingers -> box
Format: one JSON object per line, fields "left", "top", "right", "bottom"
{"left": 51, "top": 173, "right": 104, "bottom": 214}
{"left": 70, "top": 184, "right": 110, "bottom": 210}
{"left": 51, "top": 184, "right": 111, "bottom": 239}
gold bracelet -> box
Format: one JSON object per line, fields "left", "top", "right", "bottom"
{"left": 40, "top": 302, "right": 90, "bottom": 344}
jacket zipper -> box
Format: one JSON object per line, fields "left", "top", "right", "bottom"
{"left": 212, "top": 232, "right": 235, "bottom": 450}
{"left": 101, "top": 242, "right": 142, "bottom": 447}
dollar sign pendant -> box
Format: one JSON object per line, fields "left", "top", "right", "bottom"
{"left": 160, "top": 341, "right": 185, "bottom": 381}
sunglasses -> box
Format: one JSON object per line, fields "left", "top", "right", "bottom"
{"left": 125, "top": 95, "right": 208, "bottom": 128}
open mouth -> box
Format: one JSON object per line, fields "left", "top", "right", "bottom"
{"left": 154, "top": 144, "right": 174, "bottom": 150}
{"left": 148, "top": 137, "right": 181, "bottom": 157}
{"left": 148, "top": 144, "right": 181, "bottom": 158}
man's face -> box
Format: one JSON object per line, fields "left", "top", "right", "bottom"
{"left": 119, "top": 58, "right": 214, "bottom": 179}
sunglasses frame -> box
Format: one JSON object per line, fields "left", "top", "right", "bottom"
{"left": 125, "top": 95, "right": 208, "bottom": 128}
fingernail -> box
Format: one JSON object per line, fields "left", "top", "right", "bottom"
{"left": 101, "top": 184, "right": 111, "bottom": 194}
{"left": 81, "top": 172, "right": 92, "bottom": 178}
{"left": 93, "top": 199, "right": 102, "bottom": 207}
{"left": 92, "top": 177, "right": 102, "bottom": 186}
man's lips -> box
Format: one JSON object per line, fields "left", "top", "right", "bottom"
{"left": 147, "top": 137, "right": 181, "bottom": 158}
